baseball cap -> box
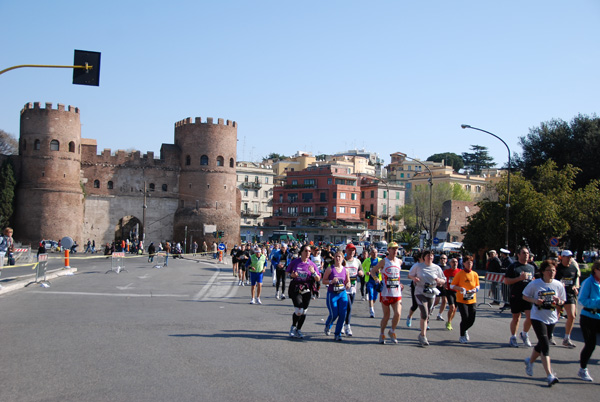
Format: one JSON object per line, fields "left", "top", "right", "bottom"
{"left": 499, "top": 248, "right": 510, "bottom": 254}
{"left": 561, "top": 250, "right": 573, "bottom": 257}
{"left": 253, "top": 246, "right": 261, "bottom": 252}
{"left": 345, "top": 243, "right": 356, "bottom": 251}
{"left": 388, "top": 242, "right": 399, "bottom": 249}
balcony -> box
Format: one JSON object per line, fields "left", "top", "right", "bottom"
{"left": 241, "top": 210, "right": 261, "bottom": 218}
{"left": 242, "top": 181, "right": 262, "bottom": 189}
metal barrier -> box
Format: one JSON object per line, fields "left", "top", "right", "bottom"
{"left": 479, "top": 272, "right": 511, "bottom": 310}
{"left": 106, "top": 252, "right": 127, "bottom": 274}
{"left": 35, "top": 253, "right": 50, "bottom": 287}
{"left": 153, "top": 252, "right": 166, "bottom": 269}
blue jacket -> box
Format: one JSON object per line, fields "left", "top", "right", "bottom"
{"left": 579, "top": 275, "right": 600, "bottom": 320}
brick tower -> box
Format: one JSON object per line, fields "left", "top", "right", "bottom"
{"left": 15, "top": 102, "right": 84, "bottom": 245}
{"left": 172, "top": 117, "right": 240, "bottom": 247}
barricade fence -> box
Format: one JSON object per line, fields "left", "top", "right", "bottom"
{"left": 479, "top": 272, "right": 511, "bottom": 309}
{"left": 153, "top": 252, "right": 166, "bottom": 269}
{"left": 106, "top": 252, "right": 126, "bottom": 274}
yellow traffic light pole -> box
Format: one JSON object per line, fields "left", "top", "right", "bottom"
{"left": 0, "top": 63, "right": 93, "bottom": 76}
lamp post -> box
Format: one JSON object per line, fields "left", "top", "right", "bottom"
{"left": 461, "top": 124, "right": 511, "bottom": 250}
{"left": 403, "top": 155, "right": 433, "bottom": 249}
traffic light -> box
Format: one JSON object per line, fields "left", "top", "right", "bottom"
{"left": 212, "top": 231, "right": 217, "bottom": 237}
{"left": 218, "top": 231, "right": 225, "bottom": 237}
{"left": 73, "top": 50, "right": 101, "bottom": 86}
{"left": 365, "top": 211, "right": 371, "bottom": 219}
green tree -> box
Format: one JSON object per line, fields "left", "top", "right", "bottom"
{"left": 0, "top": 159, "right": 17, "bottom": 228}
{"left": 0, "top": 129, "right": 18, "bottom": 155}
{"left": 515, "top": 114, "right": 600, "bottom": 189}
{"left": 394, "top": 230, "right": 420, "bottom": 250}
{"left": 462, "top": 145, "right": 495, "bottom": 175}
{"left": 427, "top": 152, "right": 464, "bottom": 172}
{"left": 264, "top": 153, "right": 287, "bottom": 162}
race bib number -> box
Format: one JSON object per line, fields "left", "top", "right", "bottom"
{"left": 297, "top": 270, "right": 309, "bottom": 280}
{"left": 463, "top": 292, "right": 474, "bottom": 301}
{"left": 386, "top": 278, "right": 400, "bottom": 289}
{"left": 333, "top": 282, "right": 345, "bottom": 292}
{"left": 561, "top": 278, "right": 574, "bottom": 286}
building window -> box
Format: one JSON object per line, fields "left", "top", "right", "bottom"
{"left": 350, "top": 207, "right": 356, "bottom": 214}
{"left": 107, "top": 181, "right": 114, "bottom": 189}
{"left": 340, "top": 192, "right": 346, "bottom": 199}
{"left": 264, "top": 177, "right": 269, "bottom": 184}
{"left": 466, "top": 184, "right": 472, "bottom": 192}
{"left": 332, "top": 191, "right": 336, "bottom": 199}
{"left": 333, "top": 206, "right": 337, "bottom": 213}
{"left": 244, "top": 190, "right": 248, "bottom": 197}
{"left": 383, "top": 191, "right": 387, "bottom": 199}
{"left": 196, "top": 200, "right": 199, "bottom": 209}
{"left": 327, "top": 178, "right": 332, "bottom": 184}
{"left": 361, "top": 191, "right": 364, "bottom": 198}
{"left": 400, "top": 173, "right": 404, "bottom": 178}
{"left": 396, "top": 192, "right": 400, "bottom": 200}
{"left": 50, "top": 140, "right": 59, "bottom": 151}
{"left": 217, "top": 156, "right": 224, "bottom": 166}
{"left": 361, "top": 205, "right": 364, "bottom": 212}
{"left": 339, "top": 206, "right": 346, "bottom": 213}
{"left": 93, "top": 180, "right": 100, "bottom": 188}
{"left": 69, "top": 141, "right": 75, "bottom": 153}
{"left": 162, "top": 184, "right": 168, "bottom": 192}
{"left": 186, "top": 155, "right": 191, "bottom": 165}
{"left": 351, "top": 193, "right": 357, "bottom": 200}
{"left": 229, "top": 158, "right": 234, "bottom": 168}
{"left": 370, "top": 190, "right": 374, "bottom": 198}
{"left": 200, "top": 155, "right": 209, "bottom": 165}
{"left": 304, "top": 179, "right": 315, "bottom": 186}
{"left": 264, "top": 191, "right": 268, "bottom": 198}
{"left": 34, "top": 139, "right": 41, "bottom": 150}
{"left": 254, "top": 190, "right": 258, "bottom": 197}
{"left": 149, "top": 183, "right": 155, "bottom": 191}
{"left": 292, "top": 180, "right": 298, "bottom": 185}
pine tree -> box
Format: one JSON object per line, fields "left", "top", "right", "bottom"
{"left": 461, "top": 145, "right": 495, "bottom": 175}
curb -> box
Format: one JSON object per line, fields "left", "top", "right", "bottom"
{"left": 0, "top": 268, "right": 78, "bottom": 295}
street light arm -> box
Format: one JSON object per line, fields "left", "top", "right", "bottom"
{"left": 460, "top": 125, "right": 511, "bottom": 162}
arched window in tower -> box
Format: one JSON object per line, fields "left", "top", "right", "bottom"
{"left": 50, "top": 140, "right": 60, "bottom": 151}
{"left": 229, "top": 158, "right": 234, "bottom": 168}
{"left": 217, "top": 156, "right": 224, "bottom": 166}
{"left": 69, "top": 141, "right": 75, "bottom": 153}
{"left": 107, "top": 181, "right": 114, "bottom": 190}
{"left": 200, "top": 155, "right": 209, "bottom": 166}
{"left": 149, "top": 183, "right": 155, "bottom": 191}
{"left": 162, "top": 184, "right": 168, "bottom": 192}
{"left": 185, "top": 155, "right": 191, "bottom": 166}
{"left": 34, "top": 139, "right": 41, "bottom": 150}
{"left": 94, "top": 180, "right": 100, "bottom": 188}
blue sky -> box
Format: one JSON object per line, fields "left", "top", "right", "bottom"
{"left": 1, "top": 1, "right": 599, "bottom": 167}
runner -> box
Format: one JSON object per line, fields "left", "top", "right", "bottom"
{"left": 249, "top": 246, "right": 267, "bottom": 305}
{"left": 504, "top": 246, "right": 536, "bottom": 347}
{"left": 323, "top": 250, "right": 350, "bottom": 341}
{"left": 342, "top": 244, "right": 364, "bottom": 336}
{"left": 362, "top": 248, "right": 381, "bottom": 318}
{"left": 286, "top": 244, "right": 321, "bottom": 339}
{"left": 577, "top": 259, "right": 600, "bottom": 382}
{"left": 310, "top": 247, "right": 324, "bottom": 299}
{"left": 406, "top": 251, "right": 423, "bottom": 327}
{"left": 236, "top": 244, "right": 250, "bottom": 286}
{"left": 371, "top": 242, "right": 403, "bottom": 344}
{"left": 231, "top": 245, "right": 239, "bottom": 277}
{"left": 435, "top": 254, "right": 449, "bottom": 321}
{"left": 408, "top": 249, "right": 445, "bottom": 346}
{"left": 554, "top": 250, "right": 580, "bottom": 347}
{"left": 443, "top": 257, "right": 461, "bottom": 330}
{"left": 450, "top": 255, "right": 480, "bottom": 343}
{"left": 273, "top": 243, "right": 289, "bottom": 300}
{"left": 522, "top": 260, "right": 566, "bottom": 387}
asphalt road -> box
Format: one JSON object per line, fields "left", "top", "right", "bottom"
{"left": 0, "top": 255, "right": 598, "bottom": 402}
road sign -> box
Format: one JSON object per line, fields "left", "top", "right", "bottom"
{"left": 549, "top": 237, "right": 559, "bottom": 247}
{"left": 218, "top": 243, "right": 225, "bottom": 251}
{"left": 433, "top": 237, "right": 440, "bottom": 245}
{"left": 259, "top": 231, "right": 263, "bottom": 236}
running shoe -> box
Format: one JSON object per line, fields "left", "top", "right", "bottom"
{"left": 388, "top": 330, "right": 398, "bottom": 344}
{"left": 446, "top": 322, "right": 453, "bottom": 331}
{"left": 520, "top": 332, "right": 532, "bottom": 347}
{"left": 547, "top": 373, "right": 559, "bottom": 387}
{"left": 256, "top": 298, "right": 262, "bottom": 305}
{"left": 379, "top": 334, "right": 386, "bottom": 344}
{"left": 436, "top": 314, "right": 445, "bottom": 321}
{"left": 241, "top": 282, "right": 245, "bottom": 287}
{"left": 238, "top": 280, "right": 242, "bottom": 286}
{"left": 406, "top": 317, "right": 412, "bottom": 327}
{"left": 340, "top": 327, "right": 345, "bottom": 336}
{"left": 369, "top": 309, "right": 375, "bottom": 318}
{"left": 335, "top": 334, "right": 343, "bottom": 341}
{"left": 563, "top": 338, "right": 576, "bottom": 348}
{"left": 324, "top": 327, "right": 331, "bottom": 336}
{"left": 361, "top": 296, "right": 365, "bottom": 301}
{"left": 281, "top": 294, "right": 286, "bottom": 300}
{"left": 578, "top": 368, "right": 593, "bottom": 382}
{"left": 345, "top": 324, "right": 353, "bottom": 337}
{"left": 418, "top": 334, "right": 429, "bottom": 347}
{"left": 465, "top": 331, "right": 470, "bottom": 341}
{"left": 524, "top": 357, "right": 533, "bottom": 376}
{"left": 295, "top": 329, "right": 304, "bottom": 339}
{"left": 249, "top": 298, "right": 256, "bottom": 304}
{"left": 509, "top": 335, "right": 519, "bottom": 347}
{"left": 289, "top": 325, "right": 297, "bottom": 338}
{"left": 549, "top": 337, "right": 556, "bottom": 345}
{"left": 459, "top": 336, "right": 468, "bottom": 344}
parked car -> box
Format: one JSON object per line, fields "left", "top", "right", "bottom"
{"left": 41, "top": 240, "right": 59, "bottom": 252}
{"left": 402, "top": 256, "right": 415, "bottom": 269}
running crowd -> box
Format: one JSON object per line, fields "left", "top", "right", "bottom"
{"left": 227, "top": 241, "right": 600, "bottom": 388}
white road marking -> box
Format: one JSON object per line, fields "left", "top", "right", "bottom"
{"left": 116, "top": 283, "right": 134, "bottom": 290}
{"left": 29, "top": 291, "right": 188, "bottom": 297}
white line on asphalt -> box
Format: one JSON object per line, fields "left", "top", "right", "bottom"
{"left": 30, "top": 291, "right": 188, "bottom": 297}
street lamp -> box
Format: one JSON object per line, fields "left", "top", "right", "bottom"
{"left": 461, "top": 124, "right": 511, "bottom": 249}
{"left": 403, "top": 155, "right": 433, "bottom": 249}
